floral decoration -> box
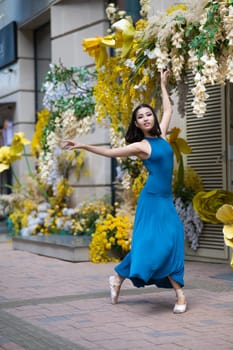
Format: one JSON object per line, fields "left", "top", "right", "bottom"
{"left": 31, "top": 109, "right": 50, "bottom": 158}
{"left": 85, "top": 1, "right": 233, "bottom": 119}
{"left": 0, "top": 64, "right": 100, "bottom": 240}
{"left": 168, "top": 128, "right": 203, "bottom": 250}
{"left": 0, "top": 132, "right": 31, "bottom": 186}
{"left": 216, "top": 204, "right": 233, "bottom": 267}
{"left": 4, "top": 1, "right": 228, "bottom": 261}
{"left": 89, "top": 213, "right": 132, "bottom": 263}
{"left": 193, "top": 189, "right": 233, "bottom": 223}
{"left": 38, "top": 63, "right": 96, "bottom": 194}
{"left": 81, "top": 1, "right": 233, "bottom": 253}
{"left": 173, "top": 166, "right": 204, "bottom": 250}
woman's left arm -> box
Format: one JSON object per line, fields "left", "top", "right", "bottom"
{"left": 159, "top": 70, "right": 173, "bottom": 138}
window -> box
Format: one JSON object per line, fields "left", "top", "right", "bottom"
{"left": 117, "top": 0, "right": 140, "bottom": 22}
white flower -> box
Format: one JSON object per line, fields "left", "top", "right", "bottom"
{"left": 56, "top": 218, "right": 64, "bottom": 229}
{"left": 201, "top": 54, "right": 218, "bottom": 85}
{"left": 21, "top": 227, "right": 31, "bottom": 237}
{"left": 124, "top": 59, "right": 136, "bottom": 71}
{"left": 153, "top": 45, "right": 170, "bottom": 71}
{"left": 188, "top": 49, "right": 199, "bottom": 72}
{"left": 147, "top": 45, "right": 169, "bottom": 70}
{"left": 199, "top": 11, "right": 208, "bottom": 31}
{"left": 62, "top": 207, "right": 76, "bottom": 216}
{"left": 191, "top": 72, "right": 209, "bottom": 118}
{"left": 226, "top": 54, "right": 233, "bottom": 82}
{"left": 223, "top": 6, "right": 233, "bottom": 46}
{"left": 110, "top": 128, "right": 126, "bottom": 148}
{"left": 140, "top": 0, "right": 150, "bottom": 18}
{"left": 121, "top": 171, "right": 131, "bottom": 190}
{"left": 134, "top": 84, "right": 145, "bottom": 91}
{"left": 63, "top": 220, "right": 72, "bottom": 231}
{"left": 105, "top": 3, "right": 116, "bottom": 21}
{"left": 38, "top": 212, "right": 50, "bottom": 220}
{"left": 171, "top": 54, "right": 184, "bottom": 81}
{"left": 171, "top": 29, "right": 184, "bottom": 49}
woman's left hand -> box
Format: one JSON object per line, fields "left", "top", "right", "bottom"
{"left": 62, "top": 140, "right": 77, "bottom": 150}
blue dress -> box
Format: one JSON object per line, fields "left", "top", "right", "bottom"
{"left": 115, "top": 137, "right": 184, "bottom": 289}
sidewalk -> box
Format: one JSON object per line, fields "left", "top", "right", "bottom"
{"left": 0, "top": 241, "right": 233, "bottom": 350}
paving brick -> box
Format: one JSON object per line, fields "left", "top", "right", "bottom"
{"left": 0, "top": 242, "right": 233, "bottom": 350}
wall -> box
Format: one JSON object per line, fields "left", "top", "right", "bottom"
{"left": 50, "top": 0, "right": 112, "bottom": 203}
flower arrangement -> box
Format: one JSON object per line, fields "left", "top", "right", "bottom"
{"left": 131, "top": 0, "right": 233, "bottom": 117}
{"left": 3, "top": 174, "right": 112, "bottom": 238}
{"left": 19, "top": 199, "right": 112, "bottom": 238}
{"left": 84, "top": 0, "right": 233, "bottom": 125}
{"left": 89, "top": 213, "right": 132, "bottom": 263}
{"left": 39, "top": 63, "right": 96, "bottom": 193}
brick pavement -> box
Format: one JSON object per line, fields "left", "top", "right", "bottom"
{"left": 0, "top": 242, "right": 233, "bottom": 350}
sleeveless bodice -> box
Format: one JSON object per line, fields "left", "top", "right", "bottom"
{"left": 142, "top": 137, "right": 173, "bottom": 196}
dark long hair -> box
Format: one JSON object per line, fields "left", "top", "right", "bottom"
{"left": 125, "top": 104, "right": 161, "bottom": 144}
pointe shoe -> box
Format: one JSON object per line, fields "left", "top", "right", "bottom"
{"left": 109, "top": 275, "right": 121, "bottom": 304}
{"left": 173, "top": 302, "right": 187, "bottom": 314}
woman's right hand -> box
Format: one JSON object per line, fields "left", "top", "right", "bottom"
{"left": 62, "top": 140, "right": 78, "bottom": 150}
{"left": 160, "top": 69, "right": 170, "bottom": 86}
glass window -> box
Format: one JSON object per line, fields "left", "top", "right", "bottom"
{"left": 117, "top": 0, "right": 140, "bottom": 22}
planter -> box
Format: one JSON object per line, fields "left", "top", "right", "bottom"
{"left": 12, "top": 234, "right": 91, "bottom": 262}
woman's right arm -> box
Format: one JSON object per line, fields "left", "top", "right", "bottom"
{"left": 62, "top": 139, "right": 150, "bottom": 159}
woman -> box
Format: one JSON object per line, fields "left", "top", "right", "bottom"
{"left": 63, "top": 70, "right": 187, "bottom": 314}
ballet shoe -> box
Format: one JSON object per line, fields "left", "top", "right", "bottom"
{"left": 173, "top": 302, "right": 187, "bottom": 314}
{"left": 109, "top": 275, "right": 121, "bottom": 304}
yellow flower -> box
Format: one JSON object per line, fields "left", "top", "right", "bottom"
{"left": 173, "top": 166, "right": 203, "bottom": 194}
{"left": 166, "top": 4, "right": 187, "bottom": 15}
{"left": 89, "top": 214, "right": 132, "bottom": 263}
{"left": 0, "top": 147, "right": 13, "bottom": 172}
{"left": 132, "top": 168, "right": 148, "bottom": 200}
{"left": 216, "top": 204, "right": 233, "bottom": 255}
{"left": 193, "top": 190, "right": 233, "bottom": 224}
{"left": 216, "top": 204, "right": 233, "bottom": 224}
{"left": 31, "top": 109, "right": 50, "bottom": 157}
{"left": 223, "top": 225, "right": 233, "bottom": 248}
{"left": 11, "top": 132, "right": 30, "bottom": 154}
{"left": 112, "top": 18, "right": 135, "bottom": 57}
{"left": 82, "top": 35, "right": 115, "bottom": 68}
{"left": 135, "top": 19, "right": 147, "bottom": 31}
{"left": 167, "top": 127, "right": 192, "bottom": 162}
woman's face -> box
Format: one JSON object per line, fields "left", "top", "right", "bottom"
{"left": 135, "top": 107, "right": 155, "bottom": 136}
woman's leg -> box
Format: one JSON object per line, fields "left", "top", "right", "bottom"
{"left": 168, "top": 276, "right": 187, "bottom": 313}
{"left": 109, "top": 273, "right": 125, "bottom": 304}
